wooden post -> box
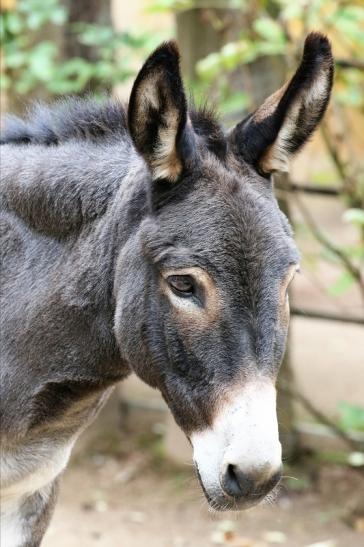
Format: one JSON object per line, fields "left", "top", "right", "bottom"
{"left": 176, "top": 7, "right": 225, "bottom": 79}
{"left": 61, "top": 0, "right": 111, "bottom": 62}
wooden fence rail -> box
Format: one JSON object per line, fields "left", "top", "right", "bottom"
{"left": 292, "top": 307, "right": 364, "bottom": 325}
{"left": 279, "top": 182, "right": 340, "bottom": 196}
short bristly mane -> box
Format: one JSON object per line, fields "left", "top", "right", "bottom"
{"left": 0, "top": 97, "right": 129, "bottom": 146}
{"left": 0, "top": 96, "right": 226, "bottom": 155}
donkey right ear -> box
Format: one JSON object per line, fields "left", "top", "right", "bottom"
{"left": 128, "top": 41, "right": 190, "bottom": 183}
{"left": 229, "top": 33, "right": 334, "bottom": 176}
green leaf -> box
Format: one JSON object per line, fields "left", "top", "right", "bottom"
{"left": 327, "top": 270, "right": 355, "bottom": 296}
{"left": 196, "top": 52, "right": 222, "bottom": 81}
{"left": 254, "top": 40, "right": 286, "bottom": 56}
{"left": 220, "top": 40, "right": 257, "bottom": 69}
{"left": 0, "top": 72, "right": 11, "bottom": 89}
{"left": 27, "top": 11, "right": 46, "bottom": 30}
{"left": 77, "top": 24, "right": 114, "bottom": 47}
{"left": 311, "top": 170, "right": 338, "bottom": 186}
{"left": 50, "top": 6, "right": 67, "bottom": 26}
{"left": 343, "top": 208, "right": 364, "bottom": 226}
{"left": 334, "top": 16, "right": 364, "bottom": 45}
{"left": 48, "top": 58, "right": 93, "bottom": 94}
{"left": 15, "top": 72, "right": 38, "bottom": 94}
{"left": 146, "top": 0, "right": 192, "bottom": 13}
{"left": 336, "top": 6, "right": 364, "bottom": 22}
{"left": 253, "top": 17, "right": 285, "bottom": 44}
{"left": 28, "top": 42, "right": 57, "bottom": 81}
{"left": 93, "top": 61, "right": 114, "bottom": 80}
{"left": 116, "top": 31, "right": 149, "bottom": 49}
{"left": 0, "top": 1, "right": 157, "bottom": 96}
{"left": 280, "top": 1, "right": 304, "bottom": 21}
{"left": 220, "top": 91, "right": 250, "bottom": 117}
{"left": 5, "top": 12, "right": 24, "bottom": 35}
{"left": 4, "top": 49, "right": 27, "bottom": 69}
{"left": 338, "top": 402, "right": 364, "bottom": 432}
{"left": 197, "top": 39, "right": 259, "bottom": 81}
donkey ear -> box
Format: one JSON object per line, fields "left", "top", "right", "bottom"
{"left": 128, "top": 41, "right": 189, "bottom": 182}
{"left": 230, "top": 33, "right": 334, "bottom": 175}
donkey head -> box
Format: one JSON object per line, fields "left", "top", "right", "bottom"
{"left": 114, "top": 33, "right": 333, "bottom": 510}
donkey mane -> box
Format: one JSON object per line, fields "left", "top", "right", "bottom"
{"left": 0, "top": 97, "right": 129, "bottom": 146}
{"left": 0, "top": 96, "right": 226, "bottom": 157}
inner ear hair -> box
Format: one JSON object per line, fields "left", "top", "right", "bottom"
{"left": 230, "top": 32, "right": 334, "bottom": 175}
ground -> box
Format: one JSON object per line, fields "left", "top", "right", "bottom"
{"left": 43, "top": 422, "right": 364, "bottom": 547}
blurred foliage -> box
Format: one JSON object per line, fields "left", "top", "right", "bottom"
{"left": 343, "top": 208, "right": 364, "bottom": 227}
{"left": 196, "top": 1, "right": 364, "bottom": 96}
{"left": 338, "top": 402, "right": 364, "bottom": 433}
{"left": 0, "top": 0, "right": 153, "bottom": 95}
{"left": 314, "top": 449, "right": 364, "bottom": 467}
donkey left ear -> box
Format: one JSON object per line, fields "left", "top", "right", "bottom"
{"left": 128, "top": 41, "right": 189, "bottom": 182}
{"left": 230, "top": 32, "right": 334, "bottom": 175}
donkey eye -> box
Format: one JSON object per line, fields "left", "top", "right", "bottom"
{"left": 167, "top": 275, "right": 194, "bottom": 297}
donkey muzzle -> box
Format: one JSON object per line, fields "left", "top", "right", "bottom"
{"left": 191, "top": 380, "right": 282, "bottom": 510}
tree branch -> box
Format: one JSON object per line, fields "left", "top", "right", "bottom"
{"left": 292, "top": 192, "right": 364, "bottom": 302}
{"left": 291, "top": 307, "right": 364, "bottom": 325}
{"left": 280, "top": 380, "right": 363, "bottom": 452}
{"left": 275, "top": 180, "right": 340, "bottom": 196}
{"left": 336, "top": 58, "right": 364, "bottom": 70}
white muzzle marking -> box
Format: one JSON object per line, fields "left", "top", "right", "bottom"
{"left": 191, "top": 381, "right": 282, "bottom": 502}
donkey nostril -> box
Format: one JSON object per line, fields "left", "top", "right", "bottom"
{"left": 221, "top": 464, "right": 254, "bottom": 498}
{"left": 221, "top": 464, "right": 282, "bottom": 500}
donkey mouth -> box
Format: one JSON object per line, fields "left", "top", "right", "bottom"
{"left": 195, "top": 464, "right": 281, "bottom": 512}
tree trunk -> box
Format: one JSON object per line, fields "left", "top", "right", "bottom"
{"left": 176, "top": 8, "right": 226, "bottom": 79}
{"left": 62, "top": 0, "right": 111, "bottom": 62}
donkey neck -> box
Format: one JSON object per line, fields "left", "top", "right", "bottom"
{"left": 0, "top": 146, "right": 151, "bottom": 441}
{"left": 70, "top": 156, "right": 150, "bottom": 309}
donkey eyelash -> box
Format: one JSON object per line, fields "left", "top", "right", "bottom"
{"left": 167, "top": 274, "right": 195, "bottom": 297}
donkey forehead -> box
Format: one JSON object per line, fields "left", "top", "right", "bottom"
{"left": 146, "top": 171, "right": 299, "bottom": 273}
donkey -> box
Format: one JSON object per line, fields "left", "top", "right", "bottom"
{"left": 0, "top": 32, "right": 333, "bottom": 545}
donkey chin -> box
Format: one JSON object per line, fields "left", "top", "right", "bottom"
{"left": 191, "top": 381, "right": 282, "bottom": 511}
